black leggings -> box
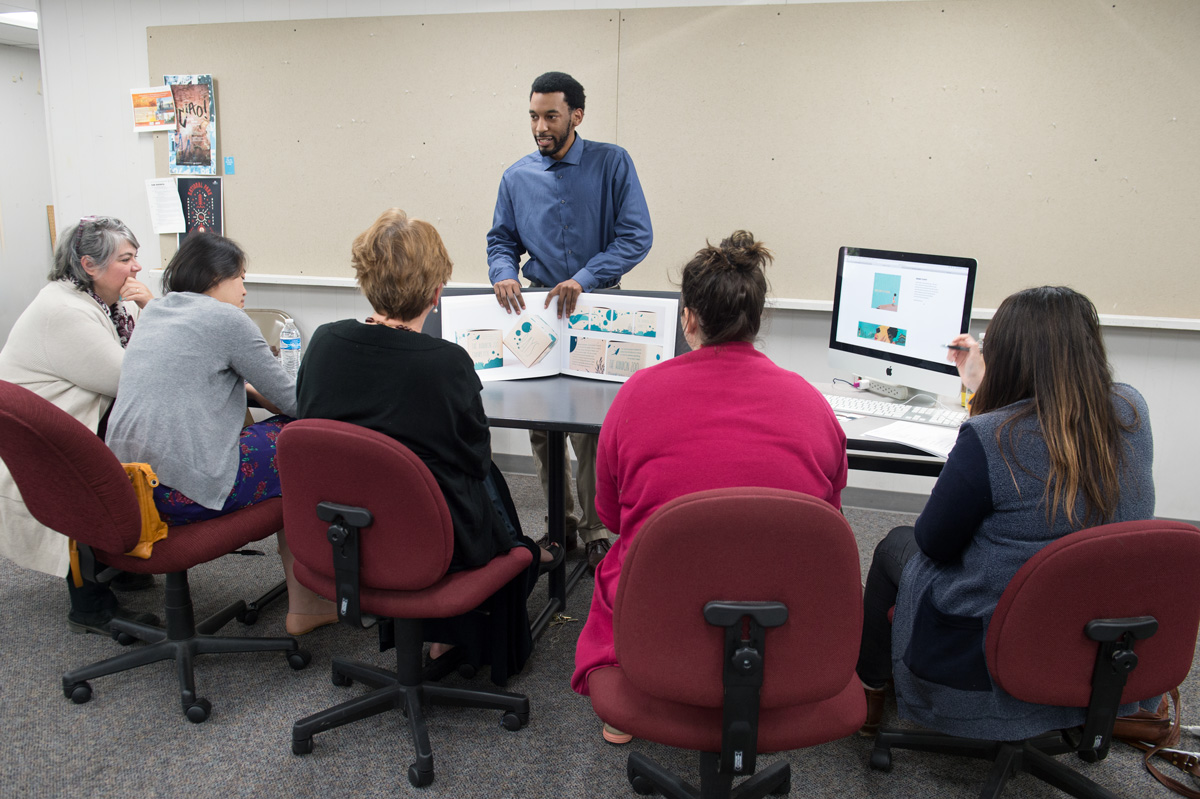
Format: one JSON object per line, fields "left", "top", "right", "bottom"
{"left": 856, "top": 525, "right": 921, "bottom": 686}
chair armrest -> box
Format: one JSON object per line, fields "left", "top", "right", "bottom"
{"left": 704, "top": 600, "right": 788, "bottom": 778}
{"left": 1079, "top": 615, "right": 1160, "bottom": 761}
{"left": 318, "top": 501, "right": 374, "bottom": 628}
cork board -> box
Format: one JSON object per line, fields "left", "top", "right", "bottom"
{"left": 149, "top": 0, "right": 1199, "bottom": 317}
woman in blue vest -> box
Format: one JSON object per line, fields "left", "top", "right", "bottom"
{"left": 857, "top": 286, "right": 1157, "bottom": 738}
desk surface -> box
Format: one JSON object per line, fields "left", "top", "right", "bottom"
{"left": 481, "top": 375, "right": 954, "bottom": 477}
{"left": 481, "top": 376, "right": 621, "bottom": 436}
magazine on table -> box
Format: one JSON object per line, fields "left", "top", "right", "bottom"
{"left": 440, "top": 290, "right": 680, "bottom": 383}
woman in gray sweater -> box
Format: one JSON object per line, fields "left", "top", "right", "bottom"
{"left": 856, "top": 286, "right": 1156, "bottom": 739}
{"left": 106, "top": 233, "right": 335, "bottom": 636}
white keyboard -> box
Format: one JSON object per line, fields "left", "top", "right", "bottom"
{"left": 822, "top": 393, "right": 966, "bottom": 428}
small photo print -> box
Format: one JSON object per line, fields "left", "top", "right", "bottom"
{"left": 589, "top": 307, "right": 634, "bottom": 335}
{"left": 504, "top": 314, "right": 558, "bottom": 368}
{"left": 633, "top": 310, "right": 658, "bottom": 338}
{"left": 568, "top": 306, "right": 592, "bottom": 330}
{"left": 457, "top": 330, "right": 504, "bottom": 369}
{"left": 872, "top": 273, "right": 901, "bottom": 312}
{"left": 606, "top": 341, "right": 647, "bottom": 378}
{"left": 568, "top": 336, "right": 606, "bottom": 374}
{"left": 857, "top": 321, "right": 907, "bottom": 346}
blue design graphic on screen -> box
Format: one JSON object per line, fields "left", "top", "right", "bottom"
{"left": 872, "top": 273, "right": 901, "bottom": 311}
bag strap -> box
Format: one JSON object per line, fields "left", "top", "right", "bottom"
{"left": 1126, "top": 690, "right": 1200, "bottom": 799}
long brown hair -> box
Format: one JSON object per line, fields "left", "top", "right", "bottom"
{"left": 970, "top": 286, "right": 1138, "bottom": 528}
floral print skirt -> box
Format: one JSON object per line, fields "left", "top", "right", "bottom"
{"left": 153, "top": 416, "right": 291, "bottom": 525}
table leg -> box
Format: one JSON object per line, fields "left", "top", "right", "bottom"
{"left": 531, "top": 430, "right": 567, "bottom": 639}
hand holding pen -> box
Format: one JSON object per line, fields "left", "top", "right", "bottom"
{"left": 945, "top": 334, "right": 985, "bottom": 393}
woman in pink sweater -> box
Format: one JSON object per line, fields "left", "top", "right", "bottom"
{"left": 571, "top": 231, "right": 848, "bottom": 743}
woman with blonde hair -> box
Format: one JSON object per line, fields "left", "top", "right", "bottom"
{"left": 297, "top": 208, "right": 541, "bottom": 683}
{"left": 857, "top": 285, "right": 1157, "bottom": 737}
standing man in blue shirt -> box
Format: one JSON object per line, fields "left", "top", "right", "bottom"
{"left": 487, "top": 71, "right": 653, "bottom": 573}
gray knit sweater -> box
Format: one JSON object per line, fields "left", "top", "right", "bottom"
{"left": 107, "top": 292, "right": 297, "bottom": 509}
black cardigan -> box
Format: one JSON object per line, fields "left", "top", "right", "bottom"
{"left": 296, "top": 319, "right": 512, "bottom": 571}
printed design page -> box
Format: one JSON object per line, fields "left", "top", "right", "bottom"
{"left": 504, "top": 315, "right": 558, "bottom": 368}
{"left": 440, "top": 292, "right": 561, "bottom": 381}
{"left": 562, "top": 294, "right": 678, "bottom": 383}
{"left": 456, "top": 330, "right": 503, "bottom": 369}
{"left": 442, "top": 291, "right": 678, "bottom": 383}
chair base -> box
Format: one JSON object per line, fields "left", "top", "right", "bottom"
{"left": 627, "top": 751, "right": 791, "bottom": 799}
{"left": 61, "top": 570, "right": 307, "bottom": 722}
{"left": 240, "top": 577, "right": 288, "bottom": 625}
{"left": 870, "top": 726, "right": 1121, "bottom": 799}
{"left": 291, "top": 618, "right": 529, "bottom": 788}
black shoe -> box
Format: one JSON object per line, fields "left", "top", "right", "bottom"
{"left": 110, "top": 571, "right": 156, "bottom": 592}
{"left": 586, "top": 538, "right": 611, "bottom": 573}
{"left": 67, "top": 606, "right": 160, "bottom": 637}
{"left": 422, "top": 647, "right": 473, "bottom": 682}
{"left": 537, "top": 515, "right": 580, "bottom": 551}
{"left": 538, "top": 542, "right": 566, "bottom": 575}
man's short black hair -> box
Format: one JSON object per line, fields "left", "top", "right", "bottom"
{"left": 530, "top": 71, "right": 586, "bottom": 112}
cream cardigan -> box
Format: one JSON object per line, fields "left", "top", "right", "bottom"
{"left": 0, "top": 281, "right": 136, "bottom": 576}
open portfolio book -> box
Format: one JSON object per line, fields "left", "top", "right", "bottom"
{"left": 439, "top": 290, "right": 680, "bottom": 383}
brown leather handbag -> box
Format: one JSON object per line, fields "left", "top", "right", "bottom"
{"left": 1113, "top": 689, "right": 1200, "bottom": 798}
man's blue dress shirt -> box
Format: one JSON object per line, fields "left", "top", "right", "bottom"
{"left": 487, "top": 135, "right": 653, "bottom": 292}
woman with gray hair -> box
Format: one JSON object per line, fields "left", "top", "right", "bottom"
{"left": 0, "top": 215, "right": 157, "bottom": 635}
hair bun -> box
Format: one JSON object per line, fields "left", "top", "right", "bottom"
{"left": 717, "top": 230, "right": 771, "bottom": 273}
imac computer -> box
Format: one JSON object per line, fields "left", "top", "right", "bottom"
{"left": 828, "top": 246, "right": 977, "bottom": 400}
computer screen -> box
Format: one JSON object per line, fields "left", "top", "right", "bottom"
{"left": 828, "top": 247, "right": 977, "bottom": 397}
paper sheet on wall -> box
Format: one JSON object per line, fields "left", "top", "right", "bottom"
{"left": 145, "top": 178, "right": 187, "bottom": 233}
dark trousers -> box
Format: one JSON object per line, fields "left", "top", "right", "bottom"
{"left": 856, "top": 525, "right": 921, "bottom": 686}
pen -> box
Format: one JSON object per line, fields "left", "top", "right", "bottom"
{"left": 944, "top": 344, "right": 970, "bottom": 352}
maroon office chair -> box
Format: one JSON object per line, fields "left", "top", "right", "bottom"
{"left": 276, "top": 418, "right": 533, "bottom": 788}
{"left": 0, "top": 381, "right": 308, "bottom": 723}
{"left": 870, "top": 519, "right": 1200, "bottom": 799}
{"left": 588, "top": 488, "right": 866, "bottom": 799}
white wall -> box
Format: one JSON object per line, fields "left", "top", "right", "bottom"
{"left": 0, "top": 42, "right": 52, "bottom": 341}
{"left": 29, "top": 0, "right": 1200, "bottom": 522}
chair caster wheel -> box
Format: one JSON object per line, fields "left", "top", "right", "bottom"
{"left": 288, "top": 649, "right": 312, "bottom": 670}
{"left": 869, "top": 747, "right": 893, "bottom": 772}
{"left": 185, "top": 697, "right": 212, "bottom": 723}
{"left": 408, "top": 764, "right": 434, "bottom": 787}
{"left": 292, "top": 737, "right": 313, "bottom": 756}
{"left": 64, "top": 681, "right": 92, "bottom": 704}
{"left": 331, "top": 668, "right": 353, "bottom": 687}
{"left": 237, "top": 609, "right": 259, "bottom": 625}
{"left": 628, "top": 762, "right": 657, "bottom": 795}
{"left": 500, "top": 711, "right": 526, "bottom": 731}
{"left": 110, "top": 627, "right": 138, "bottom": 646}
{"left": 457, "top": 662, "right": 477, "bottom": 680}
{"left": 629, "top": 775, "right": 656, "bottom": 795}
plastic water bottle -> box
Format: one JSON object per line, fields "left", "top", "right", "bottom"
{"left": 279, "top": 318, "right": 302, "bottom": 379}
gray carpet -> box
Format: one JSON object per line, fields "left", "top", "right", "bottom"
{"left": 0, "top": 471, "right": 1194, "bottom": 798}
